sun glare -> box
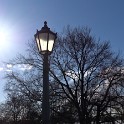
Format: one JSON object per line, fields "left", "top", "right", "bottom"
{"left": 0, "top": 30, "right": 7, "bottom": 41}
{"left": 0, "top": 28, "right": 8, "bottom": 42}
{"left": 0, "top": 27, "right": 11, "bottom": 50}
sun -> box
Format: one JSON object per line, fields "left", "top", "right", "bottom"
{"left": 0, "top": 30, "right": 7, "bottom": 42}
{"left": 0, "top": 28, "right": 11, "bottom": 50}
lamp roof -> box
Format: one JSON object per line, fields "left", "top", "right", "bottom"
{"left": 35, "top": 21, "right": 57, "bottom": 37}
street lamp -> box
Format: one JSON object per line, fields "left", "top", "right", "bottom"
{"left": 34, "top": 21, "right": 57, "bottom": 124}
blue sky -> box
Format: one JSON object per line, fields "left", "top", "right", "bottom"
{"left": 0, "top": 0, "right": 124, "bottom": 102}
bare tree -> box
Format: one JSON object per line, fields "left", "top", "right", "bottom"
{"left": 3, "top": 26, "right": 124, "bottom": 124}
{"left": 4, "top": 41, "right": 43, "bottom": 123}
{"left": 50, "top": 26, "right": 124, "bottom": 124}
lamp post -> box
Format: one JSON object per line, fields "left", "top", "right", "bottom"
{"left": 34, "top": 21, "right": 57, "bottom": 124}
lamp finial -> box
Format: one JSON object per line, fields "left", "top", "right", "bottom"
{"left": 44, "top": 21, "right": 47, "bottom": 27}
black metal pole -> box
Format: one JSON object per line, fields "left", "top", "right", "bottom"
{"left": 42, "top": 53, "right": 50, "bottom": 124}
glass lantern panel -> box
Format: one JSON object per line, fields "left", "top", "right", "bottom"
{"left": 48, "top": 33, "right": 55, "bottom": 52}
{"left": 39, "top": 33, "right": 48, "bottom": 51}
{"left": 36, "top": 36, "right": 41, "bottom": 52}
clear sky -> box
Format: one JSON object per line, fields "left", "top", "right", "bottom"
{"left": 0, "top": 0, "right": 124, "bottom": 102}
